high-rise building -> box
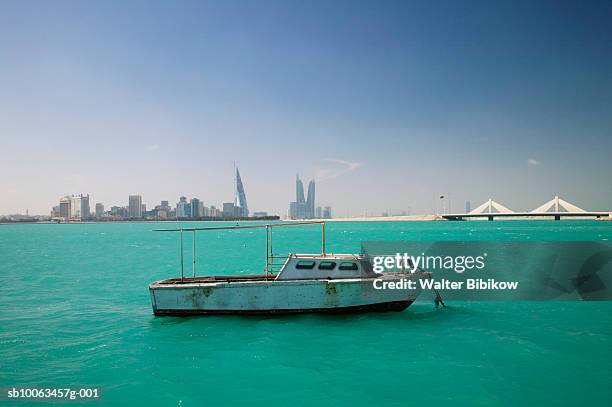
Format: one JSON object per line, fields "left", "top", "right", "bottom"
{"left": 315, "top": 206, "right": 322, "bottom": 218}
{"left": 95, "top": 203, "right": 104, "bottom": 218}
{"left": 296, "top": 175, "right": 305, "bottom": 204}
{"left": 465, "top": 201, "right": 471, "bottom": 213}
{"left": 176, "top": 196, "right": 190, "bottom": 218}
{"left": 59, "top": 196, "right": 71, "bottom": 220}
{"left": 70, "top": 194, "right": 90, "bottom": 221}
{"left": 190, "top": 198, "right": 201, "bottom": 218}
{"left": 222, "top": 202, "right": 235, "bottom": 218}
{"left": 289, "top": 174, "right": 315, "bottom": 219}
{"left": 306, "top": 180, "right": 315, "bottom": 219}
{"left": 235, "top": 167, "right": 249, "bottom": 217}
{"left": 128, "top": 195, "right": 143, "bottom": 218}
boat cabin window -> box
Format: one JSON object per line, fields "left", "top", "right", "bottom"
{"left": 318, "top": 261, "right": 336, "bottom": 270}
{"left": 338, "top": 262, "right": 358, "bottom": 271}
{"left": 296, "top": 260, "right": 316, "bottom": 269}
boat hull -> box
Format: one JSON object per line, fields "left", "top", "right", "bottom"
{"left": 149, "top": 273, "right": 428, "bottom": 316}
{"left": 151, "top": 300, "right": 413, "bottom": 316}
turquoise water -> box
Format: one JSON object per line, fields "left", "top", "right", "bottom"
{"left": 1, "top": 220, "right": 611, "bottom": 406}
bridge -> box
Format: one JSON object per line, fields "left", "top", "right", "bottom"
{"left": 442, "top": 196, "right": 611, "bottom": 221}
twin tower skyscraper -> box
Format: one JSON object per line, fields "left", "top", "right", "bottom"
{"left": 289, "top": 174, "right": 315, "bottom": 219}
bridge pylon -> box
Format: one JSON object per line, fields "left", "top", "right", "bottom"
{"left": 530, "top": 196, "right": 586, "bottom": 213}
{"left": 468, "top": 198, "right": 514, "bottom": 215}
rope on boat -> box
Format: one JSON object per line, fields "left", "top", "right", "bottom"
{"left": 433, "top": 288, "right": 447, "bottom": 308}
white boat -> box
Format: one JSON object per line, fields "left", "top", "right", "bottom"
{"left": 149, "top": 222, "right": 431, "bottom": 315}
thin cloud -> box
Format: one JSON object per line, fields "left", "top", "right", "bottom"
{"left": 147, "top": 144, "right": 159, "bottom": 151}
{"left": 527, "top": 159, "right": 541, "bottom": 166}
{"left": 315, "top": 159, "right": 363, "bottom": 181}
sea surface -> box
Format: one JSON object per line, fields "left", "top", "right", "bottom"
{"left": 1, "top": 220, "right": 611, "bottom": 406}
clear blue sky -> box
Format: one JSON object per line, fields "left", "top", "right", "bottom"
{"left": 1, "top": 0, "right": 611, "bottom": 216}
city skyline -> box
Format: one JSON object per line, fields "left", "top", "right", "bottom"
{"left": 40, "top": 164, "right": 336, "bottom": 221}
{"left": 1, "top": 1, "right": 612, "bottom": 215}
{"left": 47, "top": 165, "right": 270, "bottom": 220}
{"left": 49, "top": 192, "right": 273, "bottom": 221}
{"left": 45, "top": 170, "right": 333, "bottom": 221}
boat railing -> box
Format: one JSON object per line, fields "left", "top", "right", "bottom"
{"left": 266, "top": 254, "right": 295, "bottom": 274}
{"left": 154, "top": 221, "right": 326, "bottom": 281}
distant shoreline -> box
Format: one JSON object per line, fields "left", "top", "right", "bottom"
{"left": 0, "top": 217, "right": 279, "bottom": 225}
{"left": 2, "top": 214, "right": 609, "bottom": 225}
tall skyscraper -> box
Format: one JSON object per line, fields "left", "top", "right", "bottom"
{"left": 190, "top": 198, "right": 201, "bottom": 218}
{"left": 128, "top": 195, "right": 143, "bottom": 218}
{"left": 289, "top": 174, "right": 315, "bottom": 219}
{"left": 306, "top": 180, "right": 315, "bottom": 219}
{"left": 465, "top": 201, "right": 471, "bottom": 213}
{"left": 296, "top": 174, "right": 305, "bottom": 205}
{"left": 235, "top": 167, "right": 249, "bottom": 217}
